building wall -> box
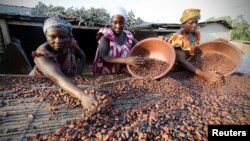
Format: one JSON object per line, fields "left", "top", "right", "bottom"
{"left": 199, "top": 23, "right": 231, "bottom": 43}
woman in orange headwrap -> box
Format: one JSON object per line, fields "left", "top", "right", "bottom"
{"left": 168, "top": 8, "right": 220, "bottom": 82}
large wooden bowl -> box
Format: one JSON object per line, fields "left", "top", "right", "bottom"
{"left": 127, "top": 37, "right": 176, "bottom": 79}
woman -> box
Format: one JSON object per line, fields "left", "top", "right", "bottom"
{"left": 92, "top": 7, "right": 145, "bottom": 74}
{"left": 29, "top": 17, "right": 97, "bottom": 110}
{"left": 168, "top": 8, "right": 220, "bottom": 82}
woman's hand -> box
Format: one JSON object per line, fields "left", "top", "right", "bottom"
{"left": 197, "top": 70, "right": 220, "bottom": 82}
{"left": 124, "top": 56, "right": 146, "bottom": 65}
{"left": 80, "top": 94, "right": 98, "bottom": 111}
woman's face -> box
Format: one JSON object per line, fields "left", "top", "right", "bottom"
{"left": 183, "top": 17, "right": 199, "bottom": 33}
{"left": 111, "top": 15, "right": 125, "bottom": 35}
{"left": 45, "top": 27, "right": 71, "bottom": 52}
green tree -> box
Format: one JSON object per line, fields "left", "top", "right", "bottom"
{"left": 126, "top": 10, "right": 143, "bottom": 28}
{"left": 86, "top": 8, "right": 110, "bottom": 25}
{"left": 230, "top": 15, "right": 250, "bottom": 41}
{"left": 31, "top": 2, "right": 49, "bottom": 16}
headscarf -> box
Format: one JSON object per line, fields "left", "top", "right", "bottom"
{"left": 110, "top": 6, "right": 128, "bottom": 22}
{"left": 43, "top": 17, "right": 73, "bottom": 38}
{"left": 180, "top": 8, "right": 200, "bottom": 24}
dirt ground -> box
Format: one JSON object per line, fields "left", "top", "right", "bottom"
{"left": 0, "top": 71, "right": 249, "bottom": 141}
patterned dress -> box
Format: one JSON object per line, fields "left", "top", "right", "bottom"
{"left": 92, "top": 27, "right": 134, "bottom": 74}
{"left": 32, "top": 42, "right": 78, "bottom": 77}
{"left": 168, "top": 28, "right": 200, "bottom": 58}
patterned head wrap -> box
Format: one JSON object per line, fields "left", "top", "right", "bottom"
{"left": 43, "top": 17, "right": 73, "bottom": 38}
{"left": 110, "top": 6, "right": 128, "bottom": 22}
{"left": 180, "top": 8, "right": 201, "bottom": 24}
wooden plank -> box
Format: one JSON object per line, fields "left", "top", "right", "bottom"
{"left": 6, "top": 21, "right": 43, "bottom": 27}
{"left": 0, "top": 19, "right": 11, "bottom": 48}
{"left": 0, "top": 19, "right": 10, "bottom": 47}
{"left": 0, "top": 76, "right": 139, "bottom": 140}
{"left": 0, "top": 94, "right": 83, "bottom": 141}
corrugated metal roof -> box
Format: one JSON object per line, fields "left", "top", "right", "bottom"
{"left": 0, "top": 4, "right": 32, "bottom": 16}
{"left": 129, "top": 22, "right": 181, "bottom": 31}
{"left": 199, "top": 20, "right": 233, "bottom": 29}
{"left": 130, "top": 20, "right": 232, "bottom": 31}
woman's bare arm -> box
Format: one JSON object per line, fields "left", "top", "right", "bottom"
{"left": 34, "top": 56, "right": 97, "bottom": 109}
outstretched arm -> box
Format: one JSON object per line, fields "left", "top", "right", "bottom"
{"left": 35, "top": 56, "right": 97, "bottom": 109}
{"left": 175, "top": 48, "right": 219, "bottom": 82}
{"left": 175, "top": 48, "right": 200, "bottom": 73}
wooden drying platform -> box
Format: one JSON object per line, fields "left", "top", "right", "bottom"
{"left": 0, "top": 75, "right": 157, "bottom": 141}
{"left": 0, "top": 75, "right": 85, "bottom": 141}
{"left": 1, "top": 73, "right": 250, "bottom": 141}
{"left": 0, "top": 97, "right": 83, "bottom": 141}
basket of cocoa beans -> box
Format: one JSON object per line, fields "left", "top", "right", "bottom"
{"left": 191, "top": 41, "right": 243, "bottom": 76}
{"left": 127, "top": 37, "right": 176, "bottom": 79}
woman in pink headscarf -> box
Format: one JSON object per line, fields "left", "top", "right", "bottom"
{"left": 92, "top": 7, "right": 145, "bottom": 74}
{"left": 29, "top": 17, "right": 97, "bottom": 110}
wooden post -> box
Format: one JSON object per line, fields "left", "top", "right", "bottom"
{"left": 0, "top": 19, "right": 11, "bottom": 47}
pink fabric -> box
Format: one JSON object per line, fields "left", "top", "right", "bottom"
{"left": 32, "top": 41, "right": 78, "bottom": 77}
{"left": 92, "top": 27, "right": 134, "bottom": 74}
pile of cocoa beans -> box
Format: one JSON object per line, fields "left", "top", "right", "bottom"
{"left": 0, "top": 71, "right": 249, "bottom": 141}
{"left": 129, "top": 58, "right": 169, "bottom": 78}
{"left": 190, "top": 52, "right": 236, "bottom": 75}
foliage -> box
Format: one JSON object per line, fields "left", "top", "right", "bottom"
{"left": 126, "top": 10, "right": 143, "bottom": 28}
{"left": 230, "top": 15, "right": 250, "bottom": 41}
{"left": 31, "top": 2, "right": 143, "bottom": 28}
{"left": 206, "top": 15, "right": 250, "bottom": 41}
